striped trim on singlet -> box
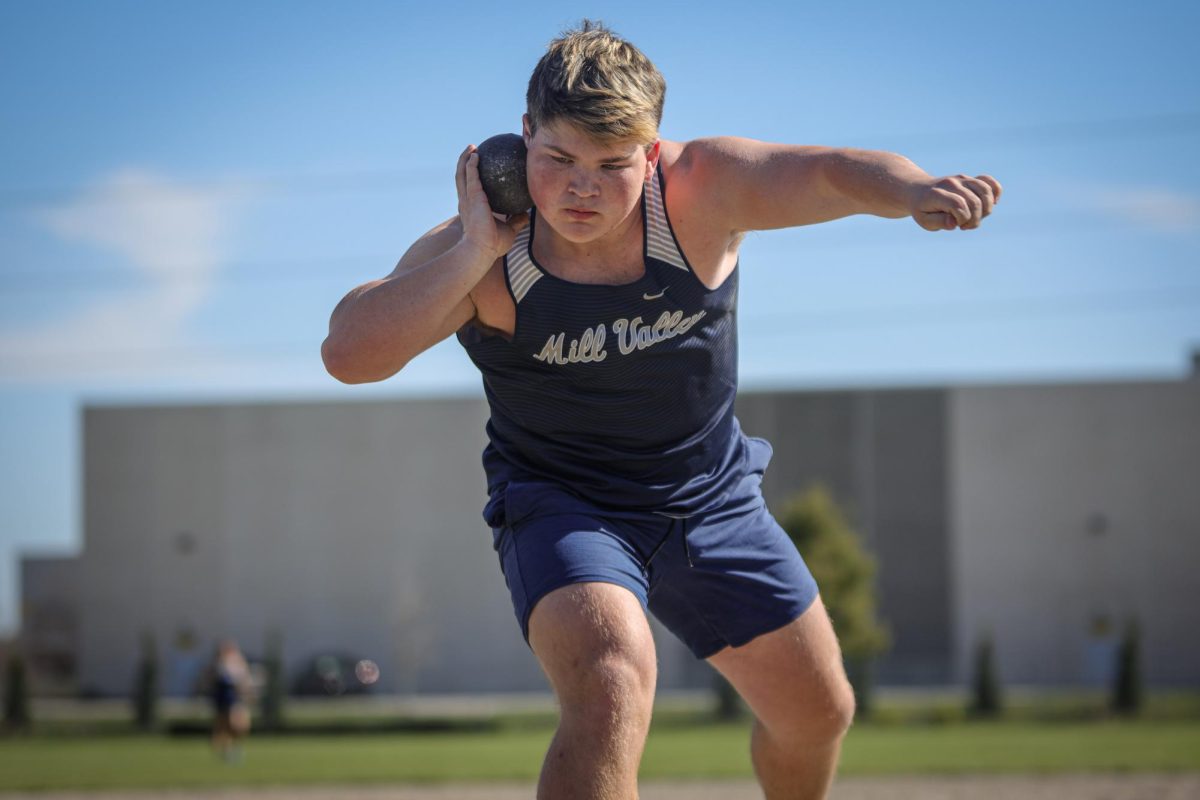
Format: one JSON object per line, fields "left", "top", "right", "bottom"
{"left": 505, "top": 166, "right": 689, "bottom": 304}
{"left": 506, "top": 226, "right": 540, "bottom": 303}
{"left": 644, "top": 165, "right": 690, "bottom": 273}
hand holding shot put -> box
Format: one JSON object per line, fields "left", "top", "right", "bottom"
{"left": 323, "top": 19, "right": 1000, "bottom": 800}
{"left": 456, "top": 144, "right": 530, "bottom": 262}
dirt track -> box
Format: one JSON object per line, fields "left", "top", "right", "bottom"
{"left": 4, "top": 775, "right": 1200, "bottom": 800}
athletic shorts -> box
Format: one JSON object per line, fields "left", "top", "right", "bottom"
{"left": 484, "top": 478, "right": 820, "bottom": 660}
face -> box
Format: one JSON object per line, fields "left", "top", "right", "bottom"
{"left": 523, "top": 115, "right": 659, "bottom": 245}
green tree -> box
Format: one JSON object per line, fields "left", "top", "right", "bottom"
{"left": 3, "top": 650, "right": 31, "bottom": 732}
{"left": 712, "top": 671, "right": 744, "bottom": 721}
{"left": 1112, "top": 617, "right": 1143, "bottom": 716}
{"left": 969, "top": 632, "right": 1002, "bottom": 717}
{"left": 132, "top": 631, "right": 159, "bottom": 731}
{"left": 778, "top": 484, "right": 890, "bottom": 714}
{"left": 260, "top": 628, "right": 286, "bottom": 731}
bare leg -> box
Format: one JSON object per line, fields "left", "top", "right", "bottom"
{"left": 708, "top": 596, "right": 856, "bottom": 800}
{"left": 528, "top": 582, "right": 657, "bottom": 800}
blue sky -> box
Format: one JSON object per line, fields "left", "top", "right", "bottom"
{"left": 1, "top": 0, "right": 1198, "bottom": 635}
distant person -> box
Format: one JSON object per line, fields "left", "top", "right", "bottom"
{"left": 208, "top": 639, "right": 253, "bottom": 763}
{"left": 323, "top": 19, "right": 1000, "bottom": 799}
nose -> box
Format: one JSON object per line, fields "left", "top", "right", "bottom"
{"left": 567, "top": 167, "right": 599, "bottom": 198}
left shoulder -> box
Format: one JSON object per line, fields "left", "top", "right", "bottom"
{"left": 658, "top": 136, "right": 745, "bottom": 191}
{"left": 653, "top": 138, "right": 749, "bottom": 284}
{"left": 655, "top": 137, "right": 742, "bottom": 228}
{"left": 657, "top": 136, "right": 790, "bottom": 230}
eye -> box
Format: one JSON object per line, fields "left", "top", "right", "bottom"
{"left": 551, "top": 156, "right": 571, "bottom": 164}
{"left": 602, "top": 164, "right": 628, "bottom": 171}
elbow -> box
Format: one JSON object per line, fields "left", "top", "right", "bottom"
{"left": 320, "top": 337, "right": 360, "bottom": 384}
{"left": 321, "top": 337, "right": 409, "bottom": 384}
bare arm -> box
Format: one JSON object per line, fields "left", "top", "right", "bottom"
{"left": 687, "top": 136, "right": 1001, "bottom": 233}
{"left": 321, "top": 145, "right": 529, "bottom": 384}
{"left": 320, "top": 219, "right": 489, "bottom": 383}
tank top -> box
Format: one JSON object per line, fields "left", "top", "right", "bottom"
{"left": 456, "top": 162, "right": 770, "bottom": 519}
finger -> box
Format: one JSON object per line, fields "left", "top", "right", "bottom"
{"left": 959, "top": 178, "right": 994, "bottom": 229}
{"left": 932, "top": 188, "right": 971, "bottom": 227}
{"left": 952, "top": 176, "right": 984, "bottom": 228}
{"left": 455, "top": 146, "right": 472, "bottom": 200}
{"left": 976, "top": 174, "right": 1002, "bottom": 204}
{"left": 463, "top": 152, "right": 485, "bottom": 194}
{"left": 915, "top": 210, "right": 956, "bottom": 231}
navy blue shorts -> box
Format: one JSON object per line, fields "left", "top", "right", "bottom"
{"left": 485, "top": 479, "right": 820, "bottom": 660}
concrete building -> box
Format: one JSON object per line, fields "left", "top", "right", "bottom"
{"left": 18, "top": 374, "right": 1200, "bottom": 697}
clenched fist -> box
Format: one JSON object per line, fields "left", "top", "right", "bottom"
{"left": 909, "top": 174, "right": 1002, "bottom": 231}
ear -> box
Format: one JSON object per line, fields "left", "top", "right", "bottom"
{"left": 644, "top": 140, "right": 661, "bottom": 182}
{"left": 522, "top": 114, "right": 533, "bottom": 144}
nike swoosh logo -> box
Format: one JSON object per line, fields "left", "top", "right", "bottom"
{"left": 643, "top": 289, "right": 667, "bottom": 300}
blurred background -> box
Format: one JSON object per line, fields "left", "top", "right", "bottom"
{"left": 1, "top": 0, "right": 1198, "bottom": 794}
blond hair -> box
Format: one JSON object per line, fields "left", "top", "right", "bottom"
{"left": 526, "top": 20, "right": 665, "bottom": 147}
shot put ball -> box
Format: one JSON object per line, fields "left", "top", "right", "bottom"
{"left": 476, "top": 133, "right": 533, "bottom": 216}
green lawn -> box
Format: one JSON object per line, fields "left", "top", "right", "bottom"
{"left": 1, "top": 720, "right": 1198, "bottom": 791}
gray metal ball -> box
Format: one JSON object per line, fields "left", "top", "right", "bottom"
{"left": 476, "top": 133, "right": 533, "bottom": 216}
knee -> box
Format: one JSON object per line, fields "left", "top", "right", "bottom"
{"left": 555, "top": 647, "right": 657, "bottom": 727}
{"left": 530, "top": 584, "right": 657, "bottom": 725}
{"left": 769, "top": 677, "right": 856, "bottom": 747}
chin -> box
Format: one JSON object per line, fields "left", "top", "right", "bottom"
{"left": 544, "top": 214, "right": 608, "bottom": 242}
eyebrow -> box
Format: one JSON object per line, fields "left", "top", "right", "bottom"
{"left": 544, "top": 144, "right": 634, "bottom": 163}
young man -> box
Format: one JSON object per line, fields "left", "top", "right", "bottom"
{"left": 322, "top": 21, "right": 1000, "bottom": 800}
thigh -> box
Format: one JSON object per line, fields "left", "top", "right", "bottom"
{"left": 707, "top": 595, "right": 854, "bottom": 735}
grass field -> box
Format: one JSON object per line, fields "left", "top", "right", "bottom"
{"left": 1, "top": 720, "right": 1199, "bottom": 792}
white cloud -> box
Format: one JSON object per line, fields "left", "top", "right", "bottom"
{"left": 0, "top": 169, "right": 253, "bottom": 382}
{"left": 1090, "top": 186, "right": 1200, "bottom": 233}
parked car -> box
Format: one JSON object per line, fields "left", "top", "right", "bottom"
{"left": 290, "top": 652, "right": 378, "bottom": 696}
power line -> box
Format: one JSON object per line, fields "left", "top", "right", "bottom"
{"left": 0, "top": 111, "right": 1197, "bottom": 212}
{"left": 749, "top": 285, "right": 1200, "bottom": 332}
{"left": 0, "top": 210, "right": 1187, "bottom": 297}
{"left": 0, "top": 167, "right": 445, "bottom": 211}
{"left": 857, "top": 110, "right": 1200, "bottom": 150}
{"left": 2, "top": 286, "right": 1197, "bottom": 371}
{"left": 0, "top": 253, "right": 393, "bottom": 295}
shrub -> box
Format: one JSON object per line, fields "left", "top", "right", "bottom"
{"left": 969, "top": 632, "right": 1002, "bottom": 718}
{"left": 778, "top": 484, "right": 890, "bottom": 715}
{"left": 132, "top": 631, "right": 159, "bottom": 731}
{"left": 1112, "top": 618, "right": 1143, "bottom": 716}
{"left": 3, "top": 651, "right": 31, "bottom": 732}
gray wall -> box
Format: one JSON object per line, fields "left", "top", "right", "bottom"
{"left": 949, "top": 380, "right": 1200, "bottom": 686}
{"left": 22, "top": 376, "right": 1199, "bottom": 696}
{"left": 736, "top": 390, "right": 952, "bottom": 684}
{"left": 19, "top": 556, "right": 81, "bottom": 694}
{"left": 75, "top": 397, "right": 707, "bottom": 697}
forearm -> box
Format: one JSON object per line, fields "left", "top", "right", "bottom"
{"left": 323, "top": 239, "right": 492, "bottom": 382}
{"left": 822, "top": 148, "right": 934, "bottom": 219}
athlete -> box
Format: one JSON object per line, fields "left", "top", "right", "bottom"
{"left": 322, "top": 20, "right": 1000, "bottom": 800}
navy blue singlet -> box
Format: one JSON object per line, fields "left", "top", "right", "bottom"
{"left": 457, "top": 163, "right": 768, "bottom": 517}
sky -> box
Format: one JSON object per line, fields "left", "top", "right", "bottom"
{"left": 1, "top": 0, "right": 1198, "bottom": 636}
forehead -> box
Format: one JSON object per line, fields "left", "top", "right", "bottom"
{"left": 534, "top": 119, "right": 642, "bottom": 159}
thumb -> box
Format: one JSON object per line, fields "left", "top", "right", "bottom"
{"left": 915, "top": 210, "right": 958, "bottom": 232}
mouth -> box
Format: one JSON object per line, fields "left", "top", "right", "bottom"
{"left": 565, "top": 208, "right": 598, "bottom": 219}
